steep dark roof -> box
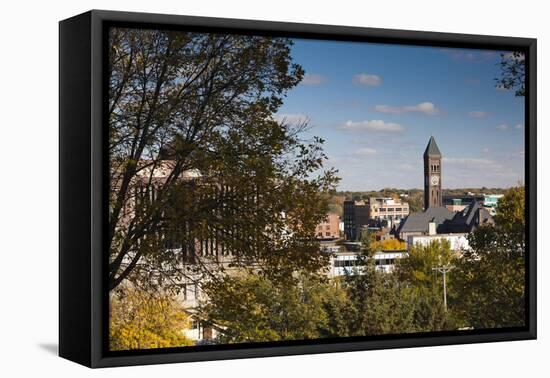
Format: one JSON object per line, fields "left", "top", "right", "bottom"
{"left": 397, "top": 206, "right": 454, "bottom": 234}
{"left": 447, "top": 201, "right": 494, "bottom": 233}
{"left": 424, "top": 136, "right": 442, "bottom": 156}
{"left": 397, "top": 201, "right": 494, "bottom": 236}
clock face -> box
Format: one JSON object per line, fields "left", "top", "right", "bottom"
{"left": 431, "top": 175, "right": 439, "bottom": 186}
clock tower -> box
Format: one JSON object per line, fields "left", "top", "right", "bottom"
{"left": 424, "top": 136, "right": 442, "bottom": 210}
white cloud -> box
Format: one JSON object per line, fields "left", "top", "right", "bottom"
{"left": 274, "top": 113, "right": 309, "bottom": 125}
{"left": 482, "top": 147, "right": 490, "bottom": 153}
{"left": 504, "top": 150, "right": 527, "bottom": 159}
{"left": 373, "top": 102, "right": 439, "bottom": 115}
{"left": 352, "top": 73, "right": 381, "bottom": 87}
{"left": 469, "top": 111, "right": 489, "bottom": 118}
{"left": 354, "top": 147, "right": 377, "bottom": 156}
{"left": 442, "top": 156, "right": 522, "bottom": 185}
{"left": 443, "top": 157, "right": 500, "bottom": 168}
{"left": 515, "top": 123, "right": 524, "bottom": 129}
{"left": 301, "top": 73, "right": 326, "bottom": 85}
{"left": 396, "top": 163, "right": 416, "bottom": 172}
{"left": 341, "top": 119, "right": 403, "bottom": 132}
{"left": 496, "top": 124, "right": 509, "bottom": 131}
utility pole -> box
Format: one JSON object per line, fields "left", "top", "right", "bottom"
{"left": 432, "top": 265, "right": 453, "bottom": 311}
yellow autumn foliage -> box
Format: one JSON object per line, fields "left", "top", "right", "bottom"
{"left": 371, "top": 238, "right": 406, "bottom": 251}
{"left": 109, "top": 287, "right": 194, "bottom": 351}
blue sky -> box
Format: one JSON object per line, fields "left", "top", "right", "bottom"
{"left": 277, "top": 39, "right": 525, "bottom": 191}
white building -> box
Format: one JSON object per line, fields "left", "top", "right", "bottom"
{"left": 407, "top": 233, "right": 470, "bottom": 251}
{"left": 330, "top": 250, "right": 407, "bottom": 276}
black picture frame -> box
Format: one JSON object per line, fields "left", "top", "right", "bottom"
{"left": 59, "top": 9, "right": 537, "bottom": 368}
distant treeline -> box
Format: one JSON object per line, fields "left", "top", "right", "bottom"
{"left": 328, "top": 187, "right": 510, "bottom": 215}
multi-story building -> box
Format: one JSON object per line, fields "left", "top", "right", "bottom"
{"left": 315, "top": 213, "right": 340, "bottom": 239}
{"left": 444, "top": 193, "right": 503, "bottom": 215}
{"left": 443, "top": 194, "right": 484, "bottom": 210}
{"left": 329, "top": 249, "right": 407, "bottom": 276}
{"left": 398, "top": 195, "right": 493, "bottom": 242}
{"left": 398, "top": 137, "right": 494, "bottom": 243}
{"left": 368, "top": 197, "right": 409, "bottom": 223}
{"left": 343, "top": 197, "right": 409, "bottom": 240}
{"left": 343, "top": 200, "right": 369, "bottom": 241}
{"left": 483, "top": 194, "right": 504, "bottom": 215}
{"left": 445, "top": 198, "right": 468, "bottom": 212}
{"left": 407, "top": 232, "right": 470, "bottom": 251}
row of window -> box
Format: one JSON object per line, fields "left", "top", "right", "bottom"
{"left": 375, "top": 214, "right": 404, "bottom": 220}
{"left": 334, "top": 258, "right": 398, "bottom": 268}
{"left": 334, "top": 260, "right": 358, "bottom": 267}
{"left": 377, "top": 207, "right": 407, "bottom": 212}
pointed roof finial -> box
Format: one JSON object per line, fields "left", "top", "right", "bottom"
{"left": 424, "top": 136, "right": 441, "bottom": 156}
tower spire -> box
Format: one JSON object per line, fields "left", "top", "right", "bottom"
{"left": 424, "top": 136, "right": 441, "bottom": 157}
{"left": 424, "top": 136, "right": 442, "bottom": 210}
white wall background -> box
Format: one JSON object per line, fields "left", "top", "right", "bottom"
{"left": 0, "top": 0, "right": 546, "bottom": 375}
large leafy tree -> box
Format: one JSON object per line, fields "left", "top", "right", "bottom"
{"left": 109, "top": 287, "right": 194, "bottom": 350}
{"left": 198, "top": 273, "right": 350, "bottom": 343}
{"left": 342, "top": 231, "right": 418, "bottom": 336}
{"left": 107, "top": 28, "right": 338, "bottom": 291}
{"left": 396, "top": 239, "right": 458, "bottom": 332}
{"left": 452, "top": 186, "right": 526, "bottom": 329}
{"left": 398, "top": 239, "right": 455, "bottom": 286}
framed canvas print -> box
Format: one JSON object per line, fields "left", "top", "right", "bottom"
{"left": 59, "top": 10, "right": 536, "bottom": 368}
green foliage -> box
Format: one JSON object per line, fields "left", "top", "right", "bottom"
{"left": 109, "top": 287, "right": 194, "bottom": 350}
{"left": 452, "top": 186, "right": 526, "bottom": 329}
{"left": 328, "top": 233, "right": 458, "bottom": 335}
{"left": 494, "top": 185, "right": 526, "bottom": 237}
{"left": 344, "top": 232, "right": 448, "bottom": 336}
{"left": 496, "top": 51, "right": 525, "bottom": 97}
{"left": 108, "top": 28, "right": 339, "bottom": 291}
{"left": 107, "top": 24, "right": 527, "bottom": 346}
{"left": 333, "top": 188, "right": 510, "bottom": 214}
{"left": 344, "top": 270, "right": 418, "bottom": 336}
{"left": 198, "top": 188, "right": 527, "bottom": 343}
{"left": 398, "top": 240, "right": 454, "bottom": 286}
{"left": 199, "top": 273, "right": 350, "bottom": 343}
